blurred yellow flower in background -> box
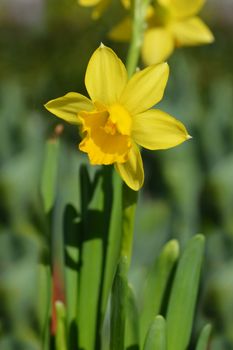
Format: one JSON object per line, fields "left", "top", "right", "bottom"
{"left": 110, "top": 0, "right": 214, "bottom": 65}
{"left": 78, "top": 0, "right": 110, "bottom": 19}
{"left": 78, "top": 0, "right": 130, "bottom": 19}
{"left": 45, "top": 45, "right": 190, "bottom": 190}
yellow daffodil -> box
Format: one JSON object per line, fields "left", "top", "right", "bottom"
{"left": 78, "top": 0, "right": 129, "bottom": 19}
{"left": 78, "top": 0, "right": 110, "bottom": 19}
{"left": 110, "top": 0, "right": 214, "bottom": 65}
{"left": 45, "top": 45, "right": 190, "bottom": 190}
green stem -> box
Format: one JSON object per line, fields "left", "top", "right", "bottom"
{"left": 110, "top": 3, "right": 146, "bottom": 346}
{"left": 126, "top": 0, "right": 149, "bottom": 77}
{"left": 120, "top": 0, "right": 148, "bottom": 267}
{"left": 55, "top": 301, "right": 68, "bottom": 350}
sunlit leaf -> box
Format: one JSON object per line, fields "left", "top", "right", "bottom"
{"left": 143, "top": 315, "right": 166, "bottom": 350}
{"left": 166, "top": 234, "right": 205, "bottom": 350}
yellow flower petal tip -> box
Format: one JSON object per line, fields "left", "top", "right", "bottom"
{"left": 187, "top": 134, "right": 193, "bottom": 140}
{"left": 79, "top": 0, "right": 120, "bottom": 19}
{"left": 44, "top": 92, "right": 93, "bottom": 124}
{"left": 44, "top": 45, "right": 190, "bottom": 191}
{"left": 78, "top": 0, "right": 101, "bottom": 7}
{"left": 206, "top": 31, "right": 215, "bottom": 44}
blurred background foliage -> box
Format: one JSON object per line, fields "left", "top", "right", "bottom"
{"left": 0, "top": 0, "right": 233, "bottom": 349}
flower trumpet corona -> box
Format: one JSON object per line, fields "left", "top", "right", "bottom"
{"left": 110, "top": 0, "right": 214, "bottom": 65}
{"left": 45, "top": 45, "right": 190, "bottom": 191}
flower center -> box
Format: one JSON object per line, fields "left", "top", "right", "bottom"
{"left": 78, "top": 106, "right": 132, "bottom": 166}
{"left": 103, "top": 103, "right": 132, "bottom": 136}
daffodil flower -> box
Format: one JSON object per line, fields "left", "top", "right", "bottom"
{"left": 110, "top": 0, "right": 214, "bottom": 65}
{"left": 78, "top": 0, "right": 110, "bottom": 19}
{"left": 45, "top": 45, "right": 190, "bottom": 190}
{"left": 78, "top": 0, "right": 129, "bottom": 19}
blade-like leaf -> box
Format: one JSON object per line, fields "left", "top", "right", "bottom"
{"left": 38, "top": 263, "right": 51, "bottom": 350}
{"left": 121, "top": 183, "right": 138, "bottom": 264}
{"left": 78, "top": 166, "right": 114, "bottom": 350}
{"left": 143, "top": 315, "right": 166, "bottom": 350}
{"left": 101, "top": 171, "right": 123, "bottom": 324}
{"left": 140, "top": 240, "right": 179, "bottom": 345}
{"left": 166, "top": 234, "right": 205, "bottom": 350}
{"left": 125, "top": 284, "right": 140, "bottom": 350}
{"left": 63, "top": 204, "right": 80, "bottom": 348}
{"left": 40, "top": 137, "right": 60, "bottom": 214}
{"left": 110, "top": 256, "right": 128, "bottom": 350}
{"left": 196, "top": 324, "right": 212, "bottom": 350}
{"left": 55, "top": 301, "right": 67, "bottom": 350}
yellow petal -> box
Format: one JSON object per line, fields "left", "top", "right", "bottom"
{"left": 121, "top": 0, "right": 130, "bottom": 8}
{"left": 44, "top": 92, "right": 93, "bottom": 124}
{"left": 157, "top": 0, "right": 170, "bottom": 6}
{"left": 85, "top": 44, "right": 128, "bottom": 105}
{"left": 79, "top": 110, "right": 131, "bottom": 165}
{"left": 120, "top": 62, "right": 169, "bottom": 115}
{"left": 79, "top": 0, "right": 100, "bottom": 6}
{"left": 109, "top": 17, "right": 132, "bottom": 42}
{"left": 158, "top": 0, "right": 205, "bottom": 18}
{"left": 92, "top": 0, "right": 110, "bottom": 19}
{"left": 132, "top": 109, "right": 190, "bottom": 150}
{"left": 142, "top": 28, "right": 175, "bottom": 65}
{"left": 170, "top": 17, "right": 214, "bottom": 46}
{"left": 115, "top": 144, "right": 144, "bottom": 191}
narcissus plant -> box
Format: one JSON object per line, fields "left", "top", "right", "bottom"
{"left": 110, "top": 0, "right": 214, "bottom": 65}
{"left": 45, "top": 44, "right": 190, "bottom": 190}
{"left": 78, "top": 0, "right": 110, "bottom": 18}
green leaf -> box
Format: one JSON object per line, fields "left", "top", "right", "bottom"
{"left": 79, "top": 164, "right": 93, "bottom": 218}
{"left": 38, "top": 263, "right": 51, "bottom": 350}
{"left": 63, "top": 204, "right": 80, "bottom": 348}
{"left": 166, "top": 234, "right": 205, "bottom": 350}
{"left": 40, "top": 138, "right": 60, "bottom": 213}
{"left": 140, "top": 240, "right": 179, "bottom": 345}
{"left": 110, "top": 256, "right": 128, "bottom": 350}
{"left": 125, "top": 284, "right": 140, "bottom": 350}
{"left": 77, "top": 166, "right": 113, "bottom": 350}
{"left": 101, "top": 171, "right": 123, "bottom": 325}
{"left": 121, "top": 183, "right": 138, "bottom": 264}
{"left": 39, "top": 134, "right": 60, "bottom": 346}
{"left": 196, "top": 324, "right": 212, "bottom": 350}
{"left": 55, "top": 301, "right": 67, "bottom": 350}
{"left": 143, "top": 315, "right": 166, "bottom": 350}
